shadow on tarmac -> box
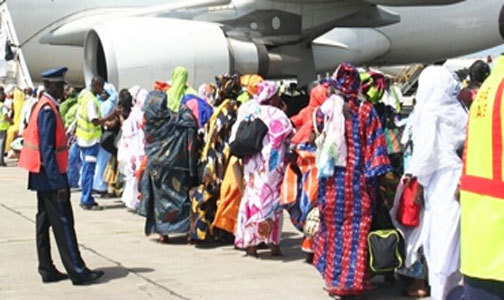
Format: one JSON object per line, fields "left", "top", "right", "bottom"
{"left": 97, "top": 266, "right": 155, "bottom": 283}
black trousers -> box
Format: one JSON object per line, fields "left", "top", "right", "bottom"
{"left": 36, "top": 189, "right": 86, "bottom": 281}
{"left": 463, "top": 276, "right": 504, "bottom": 300}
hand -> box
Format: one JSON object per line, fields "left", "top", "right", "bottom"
{"left": 403, "top": 174, "right": 413, "bottom": 186}
{"left": 414, "top": 184, "right": 423, "bottom": 206}
{"left": 57, "top": 188, "right": 69, "bottom": 201}
{"left": 113, "top": 106, "right": 123, "bottom": 116}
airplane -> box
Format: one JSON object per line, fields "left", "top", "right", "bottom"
{"left": 7, "top": 0, "right": 504, "bottom": 89}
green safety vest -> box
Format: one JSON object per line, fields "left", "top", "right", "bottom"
{"left": 76, "top": 90, "right": 102, "bottom": 142}
{"left": 0, "top": 102, "right": 9, "bottom": 131}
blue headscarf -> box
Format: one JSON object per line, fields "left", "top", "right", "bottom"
{"left": 97, "top": 82, "right": 118, "bottom": 117}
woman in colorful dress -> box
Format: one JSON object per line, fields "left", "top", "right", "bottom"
{"left": 102, "top": 89, "right": 134, "bottom": 197}
{"left": 189, "top": 74, "right": 241, "bottom": 242}
{"left": 313, "top": 63, "right": 392, "bottom": 299}
{"left": 231, "top": 81, "right": 293, "bottom": 257}
{"left": 140, "top": 91, "right": 199, "bottom": 242}
{"left": 282, "top": 83, "right": 329, "bottom": 260}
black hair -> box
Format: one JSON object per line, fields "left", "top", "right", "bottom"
{"left": 92, "top": 75, "right": 105, "bottom": 86}
{"left": 118, "top": 89, "right": 133, "bottom": 119}
{"left": 469, "top": 60, "right": 491, "bottom": 85}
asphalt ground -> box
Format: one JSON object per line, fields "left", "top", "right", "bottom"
{"left": 0, "top": 160, "right": 426, "bottom": 299}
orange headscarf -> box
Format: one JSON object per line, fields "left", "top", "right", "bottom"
{"left": 240, "top": 74, "right": 264, "bottom": 96}
{"left": 154, "top": 80, "right": 171, "bottom": 92}
{"left": 290, "top": 84, "right": 328, "bottom": 145}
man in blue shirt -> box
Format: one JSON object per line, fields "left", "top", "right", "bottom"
{"left": 25, "top": 67, "right": 104, "bottom": 285}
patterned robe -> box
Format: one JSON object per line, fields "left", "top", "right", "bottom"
{"left": 313, "top": 100, "right": 392, "bottom": 296}
{"left": 281, "top": 144, "right": 319, "bottom": 252}
{"left": 232, "top": 101, "right": 293, "bottom": 248}
{"left": 190, "top": 99, "right": 238, "bottom": 241}
{"left": 140, "top": 91, "right": 199, "bottom": 235}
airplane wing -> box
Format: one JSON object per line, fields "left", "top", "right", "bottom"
{"left": 40, "top": 0, "right": 464, "bottom": 47}
{"left": 364, "top": 0, "right": 464, "bottom": 5}
{"left": 270, "top": 0, "right": 463, "bottom": 4}
{"left": 40, "top": 0, "right": 231, "bottom": 47}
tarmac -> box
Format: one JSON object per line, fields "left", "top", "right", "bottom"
{"left": 0, "top": 160, "right": 426, "bottom": 300}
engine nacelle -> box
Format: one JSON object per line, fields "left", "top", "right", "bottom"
{"left": 84, "top": 17, "right": 267, "bottom": 89}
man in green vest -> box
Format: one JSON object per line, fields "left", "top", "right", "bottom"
{"left": 0, "top": 89, "right": 12, "bottom": 167}
{"left": 76, "top": 76, "right": 116, "bottom": 210}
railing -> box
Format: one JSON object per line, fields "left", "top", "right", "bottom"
{"left": 0, "top": 1, "right": 33, "bottom": 88}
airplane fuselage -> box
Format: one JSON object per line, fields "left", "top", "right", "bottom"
{"left": 8, "top": 0, "right": 504, "bottom": 87}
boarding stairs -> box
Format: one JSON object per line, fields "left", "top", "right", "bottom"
{"left": 0, "top": 1, "right": 33, "bottom": 88}
{"left": 395, "top": 63, "right": 424, "bottom": 96}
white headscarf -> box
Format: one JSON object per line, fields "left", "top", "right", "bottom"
{"left": 409, "top": 66, "right": 468, "bottom": 185}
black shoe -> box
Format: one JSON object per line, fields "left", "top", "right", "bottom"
{"left": 72, "top": 269, "right": 104, "bottom": 286}
{"left": 41, "top": 271, "right": 68, "bottom": 283}
{"left": 0, "top": 162, "right": 7, "bottom": 167}
{"left": 79, "top": 203, "right": 103, "bottom": 211}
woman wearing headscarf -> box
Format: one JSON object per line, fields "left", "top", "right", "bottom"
{"left": 167, "top": 66, "right": 197, "bottom": 112}
{"left": 313, "top": 63, "right": 392, "bottom": 299}
{"left": 140, "top": 91, "right": 198, "bottom": 242}
{"left": 189, "top": 74, "right": 241, "bottom": 242}
{"left": 93, "top": 82, "right": 119, "bottom": 196}
{"left": 181, "top": 94, "right": 213, "bottom": 129}
{"left": 198, "top": 83, "right": 217, "bottom": 106}
{"left": 237, "top": 74, "right": 264, "bottom": 104}
{"left": 117, "top": 86, "right": 148, "bottom": 211}
{"left": 406, "top": 66, "right": 468, "bottom": 300}
{"left": 231, "top": 81, "right": 293, "bottom": 257}
{"left": 102, "top": 89, "right": 134, "bottom": 197}
{"left": 281, "top": 83, "right": 328, "bottom": 259}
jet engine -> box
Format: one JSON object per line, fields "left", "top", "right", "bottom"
{"left": 84, "top": 17, "right": 269, "bottom": 89}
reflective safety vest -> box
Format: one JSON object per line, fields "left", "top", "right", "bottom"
{"left": 18, "top": 95, "right": 68, "bottom": 174}
{"left": 460, "top": 56, "right": 504, "bottom": 282}
{"left": 0, "top": 102, "right": 9, "bottom": 131}
{"left": 75, "top": 90, "right": 102, "bottom": 142}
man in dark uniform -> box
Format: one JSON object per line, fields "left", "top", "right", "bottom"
{"left": 20, "top": 67, "right": 104, "bottom": 285}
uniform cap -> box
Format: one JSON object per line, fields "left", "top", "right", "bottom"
{"left": 41, "top": 67, "right": 68, "bottom": 83}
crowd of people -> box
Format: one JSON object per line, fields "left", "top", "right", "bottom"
{"left": 8, "top": 56, "right": 504, "bottom": 299}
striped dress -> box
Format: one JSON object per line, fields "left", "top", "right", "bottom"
{"left": 313, "top": 100, "right": 392, "bottom": 296}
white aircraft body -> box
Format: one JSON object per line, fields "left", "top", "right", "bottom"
{"left": 7, "top": 0, "right": 504, "bottom": 88}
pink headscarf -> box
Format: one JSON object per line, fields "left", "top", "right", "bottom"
{"left": 254, "top": 81, "right": 278, "bottom": 104}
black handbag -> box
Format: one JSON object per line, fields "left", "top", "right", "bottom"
{"left": 5, "top": 41, "right": 14, "bottom": 61}
{"left": 100, "top": 127, "right": 120, "bottom": 155}
{"left": 230, "top": 118, "right": 268, "bottom": 158}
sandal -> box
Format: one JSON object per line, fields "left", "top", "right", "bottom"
{"left": 406, "top": 279, "right": 429, "bottom": 298}
{"left": 406, "top": 289, "right": 428, "bottom": 298}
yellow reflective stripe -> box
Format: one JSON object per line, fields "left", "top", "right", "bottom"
{"left": 76, "top": 122, "right": 95, "bottom": 132}
{"left": 23, "top": 141, "right": 39, "bottom": 151}
{"left": 23, "top": 141, "right": 67, "bottom": 153}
